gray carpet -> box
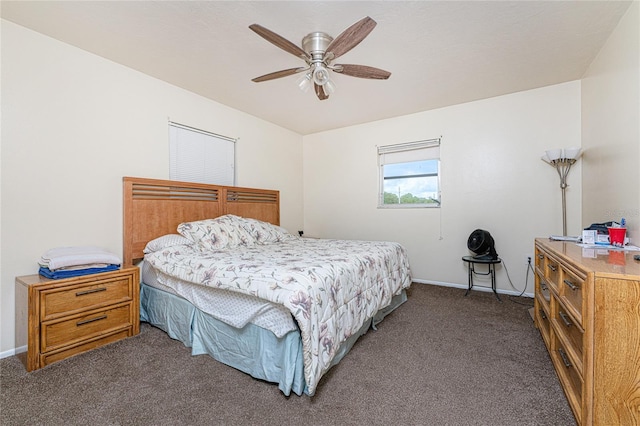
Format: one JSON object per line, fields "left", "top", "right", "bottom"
{"left": 1, "top": 284, "right": 575, "bottom": 426}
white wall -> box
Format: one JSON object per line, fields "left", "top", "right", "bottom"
{"left": 581, "top": 1, "right": 639, "bottom": 244}
{"left": 0, "top": 21, "right": 304, "bottom": 354}
{"left": 303, "top": 82, "right": 582, "bottom": 291}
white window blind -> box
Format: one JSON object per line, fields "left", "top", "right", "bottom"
{"left": 378, "top": 139, "right": 440, "bottom": 165}
{"left": 169, "top": 122, "right": 236, "bottom": 186}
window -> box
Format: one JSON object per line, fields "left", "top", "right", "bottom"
{"left": 169, "top": 121, "right": 236, "bottom": 185}
{"left": 378, "top": 138, "right": 441, "bottom": 208}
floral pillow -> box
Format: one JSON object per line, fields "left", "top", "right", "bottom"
{"left": 143, "top": 234, "right": 193, "bottom": 253}
{"left": 177, "top": 215, "right": 256, "bottom": 251}
{"left": 239, "top": 217, "right": 295, "bottom": 244}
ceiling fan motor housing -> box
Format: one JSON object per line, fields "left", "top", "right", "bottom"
{"left": 302, "top": 32, "right": 333, "bottom": 59}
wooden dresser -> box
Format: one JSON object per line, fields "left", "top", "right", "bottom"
{"left": 534, "top": 238, "right": 640, "bottom": 426}
{"left": 15, "top": 266, "right": 140, "bottom": 371}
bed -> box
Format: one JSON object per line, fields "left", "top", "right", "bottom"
{"left": 123, "top": 177, "right": 412, "bottom": 396}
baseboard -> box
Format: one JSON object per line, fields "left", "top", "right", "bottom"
{"left": 0, "top": 345, "right": 26, "bottom": 360}
{"left": 412, "top": 279, "right": 534, "bottom": 298}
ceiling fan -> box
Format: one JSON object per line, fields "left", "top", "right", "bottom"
{"left": 249, "top": 16, "right": 391, "bottom": 100}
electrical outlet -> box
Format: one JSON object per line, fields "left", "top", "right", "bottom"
{"left": 525, "top": 254, "right": 533, "bottom": 265}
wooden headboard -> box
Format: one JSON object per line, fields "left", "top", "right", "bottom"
{"left": 123, "top": 177, "right": 279, "bottom": 266}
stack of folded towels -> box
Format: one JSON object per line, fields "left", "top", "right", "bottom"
{"left": 38, "top": 246, "right": 122, "bottom": 279}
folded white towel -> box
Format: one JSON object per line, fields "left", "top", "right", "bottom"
{"left": 40, "top": 246, "right": 121, "bottom": 271}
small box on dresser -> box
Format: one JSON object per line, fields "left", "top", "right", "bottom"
{"left": 15, "top": 266, "right": 140, "bottom": 371}
{"left": 533, "top": 238, "right": 640, "bottom": 426}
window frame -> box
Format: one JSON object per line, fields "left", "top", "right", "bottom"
{"left": 377, "top": 138, "right": 441, "bottom": 209}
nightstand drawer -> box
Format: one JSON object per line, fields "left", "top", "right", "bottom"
{"left": 41, "top": 277, "right": 133, "bottom": 320}
{"left": 41, "top": 329, "right": 131, "bottom": 367}
{"left": 41, "top": 304, "right": 132, "bottom": 352}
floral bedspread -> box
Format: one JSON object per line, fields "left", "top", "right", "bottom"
{"left": 145, "top": 237, "right": 412, "bottom": 395}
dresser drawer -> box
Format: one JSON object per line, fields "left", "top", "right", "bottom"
{"left": 535, "top": 250, "right": 546, "bottom": 272}
{"left": 552, "top": 336, "right": 583, "bottom": 424}
{"left": 41, "top": 277, "right": 133, "bottom": 320}
{"left": 537, "top": 277, "right": 552, "bottom": 306}
{"left": 41, "top": 304, "right": 132, "bottom": 352}
{"left": 545, "top": 256, "right": 561, "bottom": 293}
{"left": 535, "top": 293, "right": 551, "bottom": 347}
{"left": 559, "top": 267, "right": 585, "bottom": 326}
{"left": 553, "top": 303, "right": 584, "bottom": 372}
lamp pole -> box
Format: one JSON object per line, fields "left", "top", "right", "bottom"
{"left": 552, "top": 158, "right": 577, "bottom": 236}
{"left": 542, "top": 148, "right": 581, "bottom": 237}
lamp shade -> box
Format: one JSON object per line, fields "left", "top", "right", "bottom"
{"left": 545, "top": 149, "right": 562, "bottom": 161}
{"left": 541, "top": 153, "right": 552, "bottom": 163}
{"left": 563, "top": 147, "right": 582, "bottom": 160}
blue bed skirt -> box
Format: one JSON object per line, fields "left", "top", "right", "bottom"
{"left": 140, "top": 283, "right": 407, "bottom": 396}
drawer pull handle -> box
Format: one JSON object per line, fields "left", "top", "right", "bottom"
{"left": 76, "top": 287, "right": 107, "bottom": 296}
{"left": 558, "top": 348, "right": 572, "bottom": 368}
{"left": 548, "top": 264, "right": 557, "bottom": 272}
{"left": 558, "top": 311, "right": 573, "bottom": 327}
{"left": 563, "top": 279, "right": 578, "bottom": 291}
{"left": 541, "top": 282, "right": 548, "bottom": 291}
{"left": 539, "top": 309, "right": 547, "bottom": 320}
{"left": 76, "top": 315, "right": 107, "bottom": 326}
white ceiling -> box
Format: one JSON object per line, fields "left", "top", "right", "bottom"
{"left": 1, "top": 1, "right": 632, "bottom": 135}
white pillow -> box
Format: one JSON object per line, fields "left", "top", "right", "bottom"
{"left": 177, "top": 215, "right": 256, "bottom": 251}
{"left": 239, "top": 217, "right": 295, "bottom": 244}
{"left": 143, "top": 234, "right": 193, "bottom": 253}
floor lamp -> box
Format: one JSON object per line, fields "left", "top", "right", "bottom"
{"left": 542, "top": 148, "right": 582, "bottom": 236}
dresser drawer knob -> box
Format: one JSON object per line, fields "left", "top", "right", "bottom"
{"left": 558, "top": 348, "right": 572, "bottom": 368}
{"left": 563, "top": 279, "right": 578, "bottom": 291}
{"left": 75, "top": 287, "right": 107, "bottom": 296}
{"left": 539, "top": 309, "right": 547, "bottom": 320}
{"left": 558, "top": 311, "right": 573, "bottom": 327}
{"left": 76, "top": 315, "right": 107, "bottom": 326}
{"left": 548, "top": 264, "right": 557, "bottom": 272}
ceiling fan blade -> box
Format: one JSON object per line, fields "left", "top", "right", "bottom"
{"left": 314, "top": 83, "right": 329, "bottom": 100}
{"left": 326, "top": 16, "right": 377, "bottom": 60}
{"left": 252, "top": 67, "right": 306, "bottom": 83}
{"left": 249, "top": 24, "right": 308, "bottom": 59}
{"left": 334, "top": 64, "right": 391, "bottom": 80}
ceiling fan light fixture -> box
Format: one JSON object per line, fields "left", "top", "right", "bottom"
{"left": 296, "top": 72, "right": 312, "bottom": 93}
{"left": 323, "top": 79, "right": 336, "bottom": 95}
{"left": 312, "top": 64, "right": 331, "bottom": 86}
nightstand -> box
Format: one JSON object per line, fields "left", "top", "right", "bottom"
{"left": 15, "top": 266, "right": 140, "bottom": 371}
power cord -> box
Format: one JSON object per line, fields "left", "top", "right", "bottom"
{"left": 503, "top": 257, "right": 534, "bottom": 307}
